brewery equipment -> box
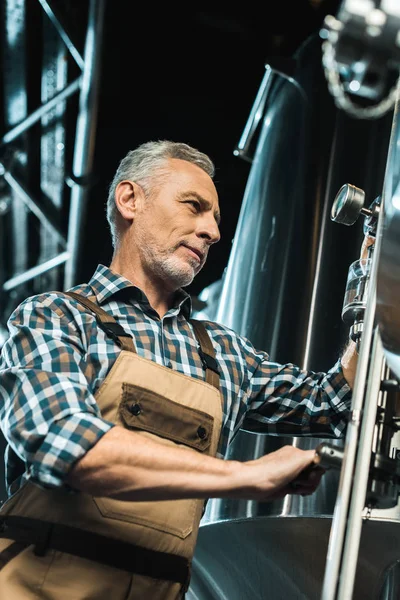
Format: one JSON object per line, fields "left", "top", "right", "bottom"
{"left": 188, "top": 1, "right": 400, "bottom": 598}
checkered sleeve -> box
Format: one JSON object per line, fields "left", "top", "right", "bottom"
{"left": 0, "top": 294, "right": 114, "bottom": 490}
{"left": 242, "top": 349, "right": 352, "bottom": 438}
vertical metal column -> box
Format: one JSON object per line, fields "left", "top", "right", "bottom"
{"left": 64, "top": 0, "right": 106, "bottom": 290}
{"left": 320, "top": 86, "right": 400, "bottom": 600}
{"left": 0, "top": 0, "right": 106, "bottom": 503}
{"left": 0, "top": 0, "right": 106, "bottom": 337}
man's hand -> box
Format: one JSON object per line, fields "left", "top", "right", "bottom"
{"left": 67, "top": 427, "right": 325, "bottom": 503}
{"left": 360, "top": 234, "right": 375, "bottom": 261}
{"left": 237, "top": 445, "right": 325, "bottom": 501}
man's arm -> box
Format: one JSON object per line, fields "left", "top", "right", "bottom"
{"left": 66, "top": 425, "right": 322, "bottom": 501}
{"left": 239, "top": 351, "right": 351, "bottom": 439}
{"left": 0, "top": 294, "right": 114, "bottom": 491}
{"left": 235, "top": 236, "right": 377, "bottom": 436}
{"left": 0, "top": 293, "right": 323, "bottom": 501}
{"left": 340, "top": 339, "right": 358, "bottom": 389}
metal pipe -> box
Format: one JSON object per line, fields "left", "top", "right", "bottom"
{"left": 38, "top": 0, "right": 85, "bottom": 70}
{"left": 337, "top": 332, "right": 385, "bottom": 599}
{"left": 3, "top": 251, "right": 69, "bottom": 291}
{"left": 0, "top": 78, "right": 81, "bottom": 147}
{"left": 334, "top": 86, "right": 400, "bottom": 600}
{"left": 0, "top": 163, "right": 66, "bottom": 245}
{"left": 320, "top": 91, "right": 394, "bottom": 599}
{"left": 234, "top": 65, "right": 274, "bottom": 162}
{"left": 64, "top": 0, "right": 106, "bottom": 290}
{"left": 320, "top": 254, "right": 380, "bottom": 598}
{"left": 301, "top": 115, "right": 339, "bottom": 369}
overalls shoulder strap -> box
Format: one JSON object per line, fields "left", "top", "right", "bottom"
{"left": 64, "top": 292, "right": 220, "bottom": 390}
{"left": 190, "top": 319, "right": 220, "bottom": 390}
{"left": 65, "top": 291, "right": 136, "bottom": 352}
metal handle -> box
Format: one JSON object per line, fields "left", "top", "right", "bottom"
{"left": 233, "top": 65, "right": 275, "bottom": 163}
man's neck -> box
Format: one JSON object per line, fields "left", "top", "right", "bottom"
{"left": 109, "top": 253, "right": 176, "bottom": 319}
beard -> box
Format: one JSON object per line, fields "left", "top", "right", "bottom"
{"left": 148, "top": 250, "right": 198, "bottom": 288}
{"left": 137, "top": 232, "right": 203, "bottom": 289}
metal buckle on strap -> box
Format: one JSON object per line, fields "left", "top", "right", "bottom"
{"left": 198, "top": 349, "right": 220, "bottom": 375}
{"left": 98, "top": 320, "right": 131, "bottom": 348}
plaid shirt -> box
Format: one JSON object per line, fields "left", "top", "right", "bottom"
{"left": 0, "top": 264, "right": 351, "bottom": 497}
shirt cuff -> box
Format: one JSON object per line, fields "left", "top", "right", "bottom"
{"left": 325, "top": 358, "right": 352, "bottom": 414}
{"left": 28, "top": 412, "right": 115, "bottom": 490}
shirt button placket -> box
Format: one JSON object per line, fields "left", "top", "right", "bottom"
{"left": 159, "top": 319, "right": 170, "bottom": 368}
{"left": 160, "top": 321, "right": 171, "bottom": 367}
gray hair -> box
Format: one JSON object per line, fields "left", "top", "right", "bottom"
{"left": 106, "top": 140, "right": 216, "bottom": 248}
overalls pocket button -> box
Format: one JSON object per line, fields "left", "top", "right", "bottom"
{"left": 129, "top": 403, "right": 141, "bottom": 416}
{"left": 197, "top": 425, "right": 207, "bottom": 439}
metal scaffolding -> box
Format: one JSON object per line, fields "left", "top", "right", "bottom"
{"left": 0, "top": 0, "right": 106, "bottom": 346}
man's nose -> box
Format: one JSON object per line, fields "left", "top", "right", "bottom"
{"left": 197, "top": 215, "right": 220, "bottom": 245}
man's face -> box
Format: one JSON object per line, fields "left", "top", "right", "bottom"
{"left": 132, "top": 158, "right": 221, "bottom": 290}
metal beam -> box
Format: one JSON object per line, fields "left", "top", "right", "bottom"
{"left": 0, "top": 162, "right": 66, "bottom": 245}
{"left": 64, "top": 0, "right": 106, "bottom": 289}
{"left": 3, "top": 251, "right": 70, "bottom": 291}
{"left": 37, "top": 0, "right": 85, "bottom": 70}
{"left": 0, "top": 78, "right": 81, "bottom": 147}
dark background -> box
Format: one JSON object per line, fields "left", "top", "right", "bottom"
{"left": 82, "top": 1, "right": 342, "bottom": 297}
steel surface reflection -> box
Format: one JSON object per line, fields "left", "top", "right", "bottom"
{"left": 187, "top": 517, "right": 400, "bottom": 600}
{"left": 377, "top": 96, "right": 400, "bottom": 381}
{"left": 189, "top": 34, "right": 394, "bottom": 600}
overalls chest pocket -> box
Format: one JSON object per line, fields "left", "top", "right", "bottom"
{"left": 120, "top": 383, "right": 214, "bottom": 453}
{"left": 93, "top": 383, "right": 215, "bottom": 540}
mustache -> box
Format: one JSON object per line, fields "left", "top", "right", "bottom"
{"left": 179, "top": 242, "right": 209, "bottom": 261}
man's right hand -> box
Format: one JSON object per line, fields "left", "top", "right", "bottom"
{"left": 238, "top": 445, "right": 325, "bottom": 501}
{"left": 67, "top": 427, "right": 325, "bottom": 502}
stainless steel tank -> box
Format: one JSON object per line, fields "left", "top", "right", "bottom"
{"left": 188, "top": 34, "right": 397, "bottom": 600}
{"left": 377, "top": 102, "right": 400, "bottom": 382}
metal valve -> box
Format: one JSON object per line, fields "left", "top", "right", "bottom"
{"left": 330, "top": 183, "right": 380, "bottom": 347}
{"left": 331, "top": 183, "right": 380, "bottom": 236}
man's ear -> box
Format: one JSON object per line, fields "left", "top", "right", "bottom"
{"left": 114, "top": 180, "right": 144, "bottom": 222}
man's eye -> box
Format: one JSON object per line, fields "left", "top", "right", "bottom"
{"left": 187, "top": 201, "right": 200, "bottom": 210}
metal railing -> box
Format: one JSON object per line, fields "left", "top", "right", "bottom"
{"left": 0, "top": 0, "right": 106, "bottom": 342}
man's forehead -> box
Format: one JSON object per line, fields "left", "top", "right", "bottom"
{"left": 164, "top": 160, "right": 219, "bottom": 201}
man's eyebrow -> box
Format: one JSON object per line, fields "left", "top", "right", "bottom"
{"left": 180, "top": 191, "right": 221, "bottom": 225}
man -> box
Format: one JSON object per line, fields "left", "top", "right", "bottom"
{"left": 0, "top": 141, "right": 357, "bottom": 599}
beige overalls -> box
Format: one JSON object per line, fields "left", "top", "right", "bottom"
{"left": 0, "top": 292, "right": 223, "bottom": 599}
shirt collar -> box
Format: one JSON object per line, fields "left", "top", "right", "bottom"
{"left": 87, "top": 264, "right": 192, "bottom": 318}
